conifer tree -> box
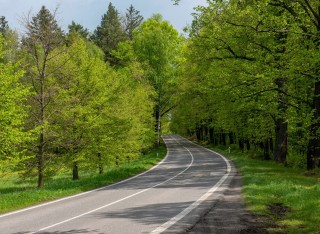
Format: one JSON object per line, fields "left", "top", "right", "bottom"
{"left": 68, "top": 21, "right": 89, "bottom": 39}
{"left": 124, "top": 5, "right": 143, "bottom": 40}
{"left": 0, "top": 16, "right": 9, "bottom": 35}
{"left": 92, "top": 2, "right": 127, "bottom": 62}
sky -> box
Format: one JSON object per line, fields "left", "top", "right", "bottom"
{"left": 0, "top": 0, "right": 207, "bottom": 35}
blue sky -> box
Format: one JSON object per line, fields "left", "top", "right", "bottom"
{"left": 0, "top": 0, "right": 207, "bottom": 34}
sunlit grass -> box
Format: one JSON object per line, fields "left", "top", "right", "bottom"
{"left": 210, "top": 146, "right": 320, "bottom": 233}
{"left": 0, "top": 146, "right": 166, "bottom": 214}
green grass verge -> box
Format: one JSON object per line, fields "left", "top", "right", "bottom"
{"left": 0, "top": 146, "right": 166, "bottom": 215}
{"left": 210, "top": 145, "right": 320, "bottom": 233}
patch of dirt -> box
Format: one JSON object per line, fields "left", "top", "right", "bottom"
{"left": 303, "top": 169, "right": 320, "bottom": 179}
{"left": 267, "top": 203, "right": 291, "bottom": 219}
{"left": 186, "top": 172, "right": 280, "bottom": 234}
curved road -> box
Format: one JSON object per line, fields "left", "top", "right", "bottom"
{"left": 0, "top": 135, "right": 234, "bottom": 234}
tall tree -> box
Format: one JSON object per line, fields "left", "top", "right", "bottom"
{"left": 92, "top": 2, "right": 127, "bottom": 62}
{"left": 22, "top": 6, "right": 64, "bottom": 188}
{"left": 133, "top": 14, "right": 181, "bottom": 146}
{"left": 269, "top": 0, "right": 320, "bottom": 169}
{"left": 123, "top": 5, "right": 143, "bottom": 40}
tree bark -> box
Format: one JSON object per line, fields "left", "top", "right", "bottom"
{"left": 220, "top": 129, "right": 226, "bottom": 146}
{"left": 264, "top": 139, "right": 271, "bottom": 160}
{"left": 37, "top": 131, "right": 45, "bottom": 188}
{"left": 229, "top": 132, "right": 235, "bottom": 144}
{"left": 307, "top": 81, "right": 320, "bottom": 170}
{"left": 204, "top": 125, "right": 208, "bottom": 141}
{"left": 37, "top": 72, "right": 45, "bottom": 189}
{"left": 274, "top": 118, "right": 288, "bottom": 164}
{"left": 196, "top": 124, "right": 201, "bottom": 141}
{"left": 98, "top": 153, "right": 103, "bottom": 174}
{"left": 155, "top": 107, "right": 161, "bottom": 146}
{"left": 239, "top": 138, "right": 244, "bottom": 152}
{"left": 246, "top": 139, "right": 250, "bottom": 151}
{"left": 73, "top": 161, "right": 79, "bottom": 180}
{"left": 209, "top": 127, "right": 214, "bottom": 144}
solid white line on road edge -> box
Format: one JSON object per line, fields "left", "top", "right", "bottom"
{"left": 0, "top": 139, "right": 173, "bottom": 220}
{"left": 151, "top": 137, "right": 232, "bottom": 234}
{"left": 28, "top": 140, "right": 194, "bottom": 234}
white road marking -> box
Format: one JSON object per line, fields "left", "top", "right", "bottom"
{"left": 28, "top": 139, "right": 194, "bottom": 234}
{"left": 0, "top": 143, "right": 172, "bottom": 220}
{"left": 151, "top": 136, "right": 232, "bottom": 233}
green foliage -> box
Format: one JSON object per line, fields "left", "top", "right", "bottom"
{"left": 133, "top": 14, "right": 182, "bottom": 144}
{"left": 14, "top": 6, "right": 157, "bottom": 187}
{"left": 68, "top": 21, "right": 89, "bottom": 39}
{"left": 0, "top": 35, "right": 31, "bottom": 173}
{"left": 172, "top": 0, "right": 320, "bottom": 169}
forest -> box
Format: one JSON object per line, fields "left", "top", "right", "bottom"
{"left": 1, "top": 0, "right": 320, "bottom": 190}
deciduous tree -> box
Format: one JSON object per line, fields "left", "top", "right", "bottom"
{"left": 22, "top": 6, "right": 65, "bottom": 188}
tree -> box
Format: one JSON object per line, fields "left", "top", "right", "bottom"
{"left": 22, "top": 6, "right": 65, "bottom": 188}
{"left": 48, "top": 34, "right": 155, "bottom": 179}
{"left": 68, "top": 21, "right": 89, "bottom": 39}
{"left": 172, "top": 0, "right": 320, "bottom": 170}
{"left": 0, "top": 35, "right": 30, "bottom": 173}
{"left": 0, "top": 16, "right": 9, "bottom": 35}
{"left": 267, "top": 0, "right": 320, "bottom": 169}
{"left": 133, "top": 14, "right": 181, "bottom": 146}
{"left": 172, "top": 0, "right": 287, "bottom": 161}
{"left": 92, "top": 2, "right": 127, "bottom": 62}
{"left": 123, "top": 5, "right": 143, "bottom": 40}
{"left": 0, "top": 16, "right": 19, "bottom": 63}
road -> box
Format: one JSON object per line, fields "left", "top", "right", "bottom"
{"left": 0, "top": 135, "right": 234, "bottom": 234}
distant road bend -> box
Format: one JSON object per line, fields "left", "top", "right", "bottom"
{"left": 0, "top": 135, "right": 234, "bottom": 234}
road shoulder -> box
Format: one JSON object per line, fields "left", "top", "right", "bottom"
{"left": 186, "top": 170, "right": 270, "bottom": 234}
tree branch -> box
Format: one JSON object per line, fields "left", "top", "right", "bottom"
{"left": 302, "top": 0, "right": 320, "bottom": 26}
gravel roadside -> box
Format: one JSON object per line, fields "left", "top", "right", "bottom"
{"left": 186, "top": 171, "right": 271, "bottom": 234}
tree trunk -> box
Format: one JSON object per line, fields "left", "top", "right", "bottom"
{"left": 209, "top": 127, "right": 214, "bottom": 144}
{"left": 37, "top": 131, "right": 45, "bottom": 188}
{"left": 229, "top": 132, "right": 234, "bottom": 144}
{"left": 155, "top": 108, "right": 161, "bottom": 147}
{"left": 269, "top": 137, "right": 274, "bottom": 152}
{"left": 264, "top": 139, "right": 271, "bottom": 160}
{"left": 220, "top": 129, "right": 226, "bottom": 146}
{"left": 274, "top": 77, "right": 288, "bottom": 164}
{"left": 246, "top": 139, "right": 250, "bottom": 151}
{"left": 239, "top": 138, "right": 244, "bottom": 152}
{"left": 307, "top": 81, "right": 320, "bottom": 170}
{"left": 37, "top": 73, "right": 45, "bottom": 189}
{"left": 73, "top": 161, "right": 79, "bottom": 180}
{"left": 274, "top": 118, "right": 288, "bottom": 164}
{"left": 204, "top": 125, "right": 208, "bottom": 141}
{"left": 98, "top": 153, "right": 103, "bottom": 174}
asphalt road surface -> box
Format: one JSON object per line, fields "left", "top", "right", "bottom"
{"left": 0, "top": 135, "right": 234, "bottom": 234}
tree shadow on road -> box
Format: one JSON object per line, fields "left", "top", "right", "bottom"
{"left": 93, "top": 201, "right": 192, "bottom": 225}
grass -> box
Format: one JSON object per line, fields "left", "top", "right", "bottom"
{"left": 210, "top": 145, "right": 320, "bottom": 233}
{"left": 0, "top": 145, "right": 166, "bottom": 215}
